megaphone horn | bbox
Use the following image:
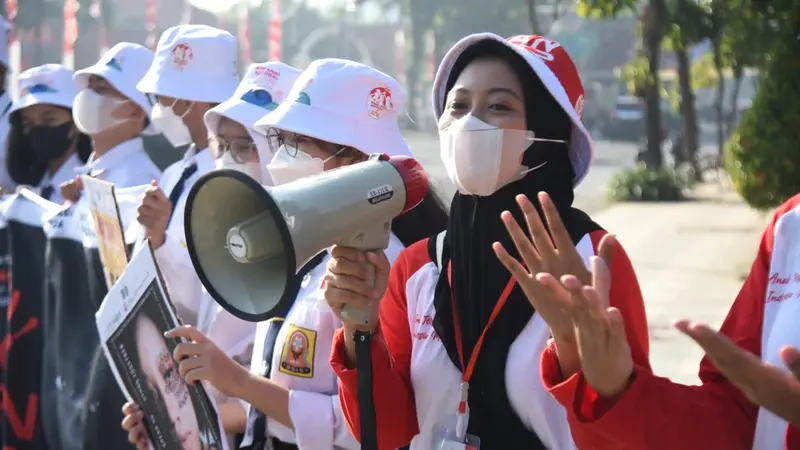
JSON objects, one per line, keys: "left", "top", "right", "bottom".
{"left": 184, "top": 153, "right": 429, "bottom": 323}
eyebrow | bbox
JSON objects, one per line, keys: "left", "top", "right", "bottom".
{"left": 452, "top": 86, "right": 523, "bottom": 101}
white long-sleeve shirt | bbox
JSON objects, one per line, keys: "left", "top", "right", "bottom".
{"left": 139, "top": 146, "right": 214, "bottom": 326}
{"left": 74, "top": 137, "right": 161, "bottom": 189}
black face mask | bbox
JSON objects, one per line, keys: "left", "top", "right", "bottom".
{"left": 25, "top": 122, "right": 75, "bottom": 164}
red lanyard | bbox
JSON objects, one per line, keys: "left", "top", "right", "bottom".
{"left": 447, "top": 262, "right": 517, "bottom": 416}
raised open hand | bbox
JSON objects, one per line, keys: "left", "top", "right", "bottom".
{"left": 536, "top": 241, "right": 634, "bottom": 397}
{"left": 493, "top": 192, "right": 602, "bottom": 343}
{"left": 676, "top": 321, "right": 800, "bottom": 427}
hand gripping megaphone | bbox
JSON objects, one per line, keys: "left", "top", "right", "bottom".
{"left": 183, "top": 153, "right": 429, "bottom": 323}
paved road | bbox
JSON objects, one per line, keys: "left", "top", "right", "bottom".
{"left": 404, "top": 131, "right": 638, "bottom": 214}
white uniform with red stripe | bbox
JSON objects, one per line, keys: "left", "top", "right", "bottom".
{"left": 332, "top": 229, "right": 648, "bottom": 450}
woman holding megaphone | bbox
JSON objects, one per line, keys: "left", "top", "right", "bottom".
{"left": 122, "top": 59, "right": 447, "bottom": 450}
{"left": 323, "top": 34, "right": 652, "bottom": 449}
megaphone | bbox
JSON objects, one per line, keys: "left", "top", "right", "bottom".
{"left": 184, "top": 153, "right": 429, "bottom": 323}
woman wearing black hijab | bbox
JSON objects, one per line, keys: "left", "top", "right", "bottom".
{"left": 323, "top": 33, "right": 652, "bottom": 449}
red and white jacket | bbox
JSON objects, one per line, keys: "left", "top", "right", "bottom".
{"left": 330, "top": 230, "right": 650, "bottom": 449}
{"left": 542, "top": 195, "right": 800, "bottom": 450}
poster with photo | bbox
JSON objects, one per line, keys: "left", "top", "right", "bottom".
{"left": 81, "top": 175, "right": 129, "bottom": 289}
{"left": 95, "top": 244, "right": 227, "bottom": 450}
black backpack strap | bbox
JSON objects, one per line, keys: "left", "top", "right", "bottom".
{"left": 240, "top": 317, "right": 286, "bottom": 449}
{"left": 239, "top": 252, "right": 327, "bottom": 449}
{"left": 426, "top": 231, "right": 447, "bottom": 272}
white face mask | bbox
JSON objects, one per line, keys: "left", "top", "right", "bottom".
{"left": 267, "top": 144, "right": 340, "bottom": 186}
{"left": 151, "top": 100, "right": 193, "bottom": 148}
{"left": 72, "top": 89, "right": 127, "bottom": 135}
{"left": 439, "top": 115, "right": 564, "bottom": 196}
{"left": 215, "top": 151, "right": 263, "bottom": 181}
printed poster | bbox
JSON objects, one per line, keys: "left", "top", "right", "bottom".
{"left": 95, "top": 243, "right": 227, "bottom": 450}
{"left": 81, "top": 175, "right": 129, "bottom": 288}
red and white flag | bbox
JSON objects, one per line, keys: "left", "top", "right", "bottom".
{"left": 268, "top": 0, "right": 282, "bottom": 61}
{"left": 62, "top": 0, "right": 79, "bottom": 69}
{"left": 5, "top": 0, "right": 20, "bottom": 98}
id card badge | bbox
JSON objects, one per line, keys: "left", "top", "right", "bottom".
{"left": 438, "top": 428, "right": 481, "bottom": 450}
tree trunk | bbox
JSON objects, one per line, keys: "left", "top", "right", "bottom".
{"left": 712, "top": 42, "right": 725, "bottom": 156}
{"left": 527, "top": 0, "right": 541, "bottom": 35}
{"left": 727, "top": 64, "right": 743, "bottom": 136}
{"left": 643, "top": 0, "right": 664, "bottom": 169}
{"left": 675, "top": 45, "right": 701, "bottom": 180}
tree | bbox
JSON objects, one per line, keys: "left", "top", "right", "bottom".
{"left": 578, "top": 0, "right": 666, "bottom": 168}
{"left": 725, "top": 22, "right": 800, "bottom": 208}
{"left": 640, "top": 0, "right": 666, "bottom": 168}
{"left": 724, "top": 0, "right": 800, "bottom": 209}
{"left": 663, "top": 0, "right": 712, "bottom": 179}
{"left": 718, "top": 0, "right": 777, "bottom": 134}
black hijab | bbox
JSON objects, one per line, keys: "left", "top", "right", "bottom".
{"left": 431, "top": 40, "right": 602, "bottom": 449}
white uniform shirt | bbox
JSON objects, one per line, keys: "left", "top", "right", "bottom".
{"left": 149, "top": 147, "right": 215, "bottom": 326}
{"left": 234, "top": 234, "right": 406, "bottom": 449}
{"left": 74, "top": 137, "right": 161, "bottom": 187}
{"left": 35, "top": 153, "right": 82, "bottom": 204}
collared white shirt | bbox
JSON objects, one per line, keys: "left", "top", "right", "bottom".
{"left": 147, "top": 146, "right": 215, "bottom": 327}
{"left": 74, "top": 137, "right": 161, "bottom": 187}
{"left": 36, "top": 153, "right": 82, "bottom": 204}
{"left": 211, "top": 234, "right": 405, "bottom": 449}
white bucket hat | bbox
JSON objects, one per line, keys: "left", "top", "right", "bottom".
{"left": 74, "top": 42, "right": 160, "bottom": 135}
{"left": 204, "top": 61, "right": 302, "bottom": 137}
{"left": 205, "top": 61, "right": 302, "bottom": 168}
{"left": 254, "top": 58, "right": 412, "bottom": 158}
{"left": 432, "top": 33, "right": 593, "bottom": 186}
{"left": 136, "top": 24, "right": 239, "bottom": 104}
{"left": 9, "top": 64, "right": 78, "bottom": 115}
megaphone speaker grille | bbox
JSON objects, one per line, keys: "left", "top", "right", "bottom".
{"left": 184, "top": 170, "right": 299, "bottom": 322}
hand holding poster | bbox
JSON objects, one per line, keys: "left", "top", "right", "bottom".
{"left": 95, "top": 243, "right": 226, "bottom": 450}
{"left": 81, "top": 175, "right": 129, "bottom": 288}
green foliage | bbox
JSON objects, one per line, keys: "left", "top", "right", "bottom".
{"left": 724, "top": 29, "right": 800, "bottom": 210}
{"left": 619, "top": 56, "right": 652, "bottom": 98}
{"left": 663, "top": 0, "right": 712, "bottom": 50}
{"left": 608, "top": 164, "right": 692, "bottom": 202}
{"left": 575, "top": 0, "right": 638, "bottom": 19}
{"left": 690, "top": 52, "right": 719, "bottom": 89}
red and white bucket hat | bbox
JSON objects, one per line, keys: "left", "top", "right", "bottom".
{"left": 432, "top": 33, "right": 593, "bottom": 186}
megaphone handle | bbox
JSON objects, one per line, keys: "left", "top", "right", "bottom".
{"left": 341, "top": 260, "right": 375, "bottom": 326}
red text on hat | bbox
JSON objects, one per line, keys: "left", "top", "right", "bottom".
{"left": 255, "top": 66, "right": 281, "bottom": 88}
{"left": 507, "top": 34, "right": 585, "bottom": 119}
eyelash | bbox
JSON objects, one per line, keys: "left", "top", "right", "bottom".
{"left": 448, "top": 102, "right": 511, "bottom": 112}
